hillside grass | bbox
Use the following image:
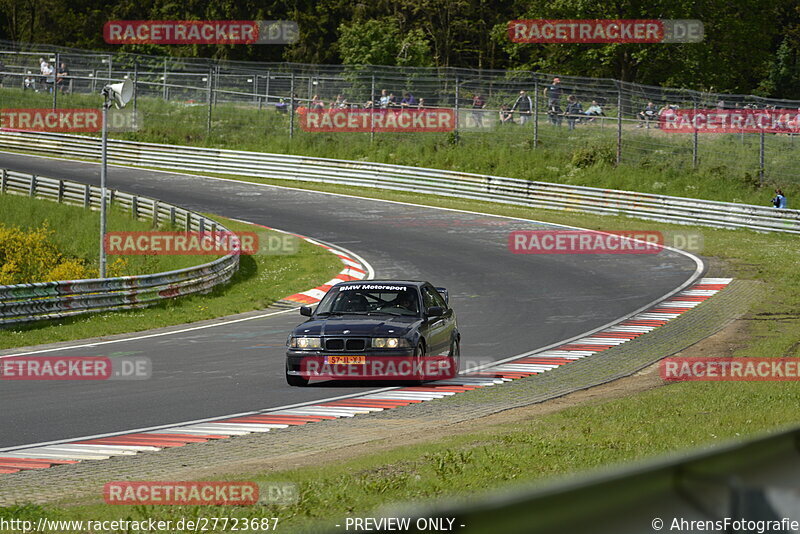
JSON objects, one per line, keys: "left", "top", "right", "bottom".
{"left": 2, "top": 87, "right": 797, "bottom": 208}
{"left": 0, "top": 195, "right": 342, "bottom": 349}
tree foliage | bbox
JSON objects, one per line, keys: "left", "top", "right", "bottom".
{"left": 0, "top": 0, "right": 797, "bottom": 96}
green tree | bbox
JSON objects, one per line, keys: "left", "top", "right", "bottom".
{"left": 338, "top": 17, "right": 432, "bottom": 67}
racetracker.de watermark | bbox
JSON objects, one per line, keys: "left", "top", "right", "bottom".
{"left": 508, "top": 229, "right": 704, "bottom": 254}
{"left": 103, "top": 231, "right": 299, "bottom": 256}
{"left": 661, "top": 108, "right": 800, "bottom": 134}
{"left": 0, "top": 108, "right": 139, "bottom": 133}
{"left": 508, "top": 19, "right": 704, "bottom": 43}
{"left": 103, "top": 481, "right": 298, "bottom": 505}
{"left": 0, "top": 356, "right": 151, "bottom": 380}
{"left": 299, "top": 108, "right": 456, "bottom": 133}
{"left": 660, "top": 358, "right": 800, "bottom": 381}
{"left": 103, "top": 20, "right": 299, "bottom": 44}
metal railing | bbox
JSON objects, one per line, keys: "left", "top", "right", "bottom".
{"left": 1, "top": 130, "right": 798, "bottom": 234}
{"left": 0, "top": 168, "right": 240, "bottom": 325}
{"left": 376, "top": 425, "right": 800, "bottom": 533}
{"left": 1, "top": 40, "right": 800, "bottom": 184}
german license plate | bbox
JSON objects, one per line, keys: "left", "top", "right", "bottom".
{"left": 325, "top": 355, "right": 366, "bottom": 365}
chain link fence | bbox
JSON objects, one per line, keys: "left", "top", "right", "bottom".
{"left": 1, "top": 39, "right": 799, "bottom": 188}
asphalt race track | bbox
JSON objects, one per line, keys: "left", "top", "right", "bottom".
{"left": 0, "top": 152, "right": 702, "bottom": 448}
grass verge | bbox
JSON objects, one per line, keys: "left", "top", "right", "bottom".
{"left": 0, "top": 198, "right": 342, "bottom": 349}
{"left": 2, "top": 87, "right": 796, "bottom": 206}
{"left": 0, "top": 171, "right": 797, "bottom": 532}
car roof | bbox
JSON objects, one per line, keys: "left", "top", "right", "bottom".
{"left": 335, "top": 280, "right": 427, "bottom": 287}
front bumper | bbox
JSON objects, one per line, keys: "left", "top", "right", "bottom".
{"left": 286, "top": 349, "right": 456, "bottom": 381}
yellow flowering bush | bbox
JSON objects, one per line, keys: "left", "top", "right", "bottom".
{"left": 0, "top": 223, "right": 94, "bottom": 284}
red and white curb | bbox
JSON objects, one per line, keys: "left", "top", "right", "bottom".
{"left": 0, "top": 278, "right": 732, "bottom": 474}
{"left": 277, "top": 235, "right": 368, "bottom": 306}
{"left": 240, "top": 224, "right": 369, "bottom": 307}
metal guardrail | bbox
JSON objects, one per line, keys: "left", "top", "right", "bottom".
{"left": 1, "top": 129, "right": 799, "bottom": 234}
{"left": 383, "top": 425, "right": 800, "bottom": 533}
{"left": 0, "top": 168, "right": 239, "bottom": 325}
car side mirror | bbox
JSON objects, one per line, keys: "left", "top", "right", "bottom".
{"left": 426, "top": 306, "right": 444, "bottom": 317}
{"left": 300, "top": 306, "right": 313, "bottom": 317}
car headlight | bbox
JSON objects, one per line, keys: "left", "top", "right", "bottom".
{"left": 290, "top": 336, "right": 322, "bottom": 349}
{"left": 372, "top": 337, "right": 408, "bottom": 348}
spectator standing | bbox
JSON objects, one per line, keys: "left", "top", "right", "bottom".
{"left": 387, "top": 92, "right": 398, "bottom": 108}
{"left": 772, "top": 189, "right": 787, "bottom": 209}
{"left": 379, "top": 89, "right": 390, "bottom": 108}
{"left": 416, "top": 98, "right": 426, "bottom": 109}
{"left": 39, "top": 59, "right": 50, "bottom": 92}
{"left": 311, "top": 94, "right": 324, "bottom": 110}
{"left": 565, "top": 95, "right": 583, "bottom": 130}
{"left": 56, "top": 62, "right": 70, "bottom": 93}
{"left": 544, "top": 77, "right": 562, "bottom": 109}
{"left": 511, "top": 90, "right": 533, "bottom": 125}
{"left": 471, "top": 93, "right": 486, "bottom": 127}
{"left": 44, "top": 63, "right": 55, "bottom": 93}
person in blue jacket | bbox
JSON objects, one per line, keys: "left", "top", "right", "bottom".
{"left": 772, "top": 189, "right": 787, "bottom": 209}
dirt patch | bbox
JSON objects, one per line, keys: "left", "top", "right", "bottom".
{"left": 196, "top": 317, "right": 751, "bottom": 480}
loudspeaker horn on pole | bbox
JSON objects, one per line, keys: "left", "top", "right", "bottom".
{"left": 104, "top": 78, "right": 133, "bottom": 109}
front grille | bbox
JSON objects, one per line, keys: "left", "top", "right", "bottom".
{"left": 346, "top": 339, "right": 366, "bottom": 351}
{"left": 324, "top": 338, "right": 367, "bottom": 351}
{"left": 325, "top": 338, "right": 344, "bottom": 351}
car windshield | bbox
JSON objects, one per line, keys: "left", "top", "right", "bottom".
{"left": 315, "top": 285, "right": 419, "bottom": 316}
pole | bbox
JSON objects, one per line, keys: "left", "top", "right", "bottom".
{"left": 454, "top": 76, "right": 460, "bottom": 144}
{"left": 207, "top": 67, "right": 213, "bottom": 134}
{"left": 370, "top": 75, "right": 375, "bottom": 143}
{"left": 265, "top": 71, "right": 270, "bottom": 105}
{"left": 253, "top": 75, "right": 257, "bottom": 105}
{"left": 692, "top": 100, "right": 698, "bottom": 168}
{"left": 759, "top": 128, "right": 765, "bottom": 184}
{"left": 99, "top": 96, "right": 109, "bottom": 278}
{"left": 132, "top": 58, "right": 138, "bottom": 119}
{"left": 533, "top": 76, "right": 539, "bottom": 149}
{"left": 289, "top": 73, "right": 295, "bottom": 139}
{"left": 163, "top": 59, "right": 167, "bottom": 99}
{"left": 616, "top": 88, "right": 623, "bottom": 165}
{"left": 52, "top": 52, "right": 59, "bottom": 111}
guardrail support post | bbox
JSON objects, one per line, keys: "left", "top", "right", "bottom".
{"left": 153, "top": 200, "right": 160, "bottom": 226}
{"left": 199, "top": 218, "right": 206, "bottom": 233}
{"left": 29, "top": 175, "right": 36, "bottom": 197}
{"left": 1, "top": 169, "right": 6, "bottom": 194}
{"left": 131, "top": 196, "right": 138, "bottom": 218}
{"left": 170, "top": 206, "right": 176, "bottom": 225}
{"left": 84, "top": 184, "right": 91, "bottom": 208}
{"left": 185, "top": 213, "right": 192, "bottom": 232}
{"left": 57, "top": 179, "right": 64, "bottom": 203}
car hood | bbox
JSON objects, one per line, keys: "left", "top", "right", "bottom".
{"left": 293, "top": 315, "right": 420, "bottom": 337}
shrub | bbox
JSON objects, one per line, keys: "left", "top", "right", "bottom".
{"left": 0, "top": 223, "right": 93, "bottom": 284}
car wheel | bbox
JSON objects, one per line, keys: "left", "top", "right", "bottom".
{"left": 286, "top": 369, "right": 309, "bottom": 387}
{"left": 413, "top": 341, "right": 426, "bottom": 385}
{"left": 447, "top": 338, "right": 461, "bottom": 379}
